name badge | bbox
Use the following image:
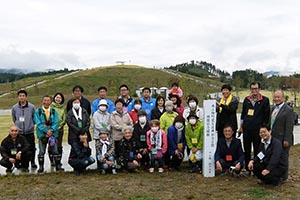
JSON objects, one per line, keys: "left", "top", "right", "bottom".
{"left": 257, "top": 151, "right": 265, "bottom": 160}
{"left": 152, "top": 148, "right": 157, "bottom": 154}
{"left": 129, "top": 151, "right": 134, "bottom": 158}
{"left": 11, "top": 148, "right": 17, "bottom": 155}
{"left": 226, "top": 155, "right": 233, "bottom": 161}
{"left": 247, "top": 109, "right": 254, "bottom": 116}
{"left": 19, "top": 116, "right": 25, "bottom": 122}
{"left": 140, "top": 135, "right": 146, "bottom": 142}
{"left": 192, "top": 138, "right": 198, "bottom": 144}
{"left": 78, "top": 121, "right": 82, "bottom": 128}
{"left": 177, "top": 143, "right": 183, "bottom": 149}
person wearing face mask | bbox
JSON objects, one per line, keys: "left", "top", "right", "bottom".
{"left": 110, "top": 99, "right": 133, "bottom": 158}
{"left": 67, "top": 98, "right": 91, "bottom": 146}
{"left": 129, "top": 99, "right": 143, "bottom": 124}
{"left": 185, "top": 113, "right": 204, "bottom": 173}
{"left": 93, "top": 99, "right": 111, "bottom": 167}
{"left": 159, "top": 100, "right": 178, "bottom": 134}
{"left": 146, "top": 120, "right": 168, "bottom": 173}
{"left": 169, "top": 94, "right": 184, "bottom": 115}
{"left": 216, "top": 84, "right": 239, "bottom": 140}
{"left": 151, "top": 95, "right": 166, "bottom": 120}
{"left": 183, "top": 95, "right": 204, "bottom": 123}
{"left": 167, "top": 115, "right": 186, "bottom": 171}
{"left": 133, "top": 110, "right": 151, "bottom": 170}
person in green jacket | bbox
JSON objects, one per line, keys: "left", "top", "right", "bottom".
{"left": 160, "top": 100, "right": 178, "bottom": 134}
{"left": 49, "top": 92, "right": 66, "bottom": 169}
{"left": 185, "top": 112, "right": 204, "bottom": 173}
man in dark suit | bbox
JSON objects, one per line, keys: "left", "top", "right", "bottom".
{"left": 248, "top": 124, "right": 287, "bottom": 186}
{"left": 270, "top": 90, "right": 294, "bottom": 181}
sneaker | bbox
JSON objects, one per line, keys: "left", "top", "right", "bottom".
{"left": 22, "top": 168, "right": 29, "bottom": 173}
{"left": 149, "top": 168, "right": 154, "bottom": 173}
{"left": 112, "top": 169, "right": 117, "bottom": 174}
{"left": 100, "top": 169, "right": 106, "bottom": 175}
{"left": 158, "top": 168, "right": 164, "bottom": 173}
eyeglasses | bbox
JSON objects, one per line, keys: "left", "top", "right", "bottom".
{"left": 250, "top": 87, "right": 259, "bottom": 90}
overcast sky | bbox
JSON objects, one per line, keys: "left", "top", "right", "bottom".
{"left": 0, "top": 0, "right": 299, "bottom": 74}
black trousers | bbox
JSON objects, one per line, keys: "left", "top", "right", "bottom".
{"left": 253, "top": 162, "right": 285, "bottom": 185}
{"left": 243, "top": 129, "right": 260, "bottom": 171}
{"left": 0, "top": 151, "right": 31, "bottom": 169}
{"left": 169, "top": 153, "right": 183, "bottom": 169}
{"left": 22, "top": 133, "right": 36, "bottom": 164}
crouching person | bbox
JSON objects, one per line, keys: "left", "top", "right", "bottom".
{"left": 117, "top": 126, "right": 142, "bottom": 172}
{"left": 215, "top": 124, "right": 244, "bottom": 176}
{"left": 96, "top": 128, "right": 116, "bottom": 174}
{"left": 0, "top": 125, "right": 31, "bottom": 173}
{"left": 146, "top": 119, "right": 168, "bottom": 173}
{"left": 248, "top": 124, "right": 287, "bottom": 186}
{"left": 34, "top": 95, "right": 63, "bottom": 173}
{"left": 68, "top": 133, "right": 95, "bottom": 175}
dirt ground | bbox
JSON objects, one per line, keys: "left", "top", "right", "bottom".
{"left": 0, "top": 145, "right": 300, "bottom": 200}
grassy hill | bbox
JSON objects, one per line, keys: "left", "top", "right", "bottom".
{"left": 0, "top": 65, "right": 222, "bottom": 109}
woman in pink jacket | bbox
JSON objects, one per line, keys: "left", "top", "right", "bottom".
{"left": 146, "top": 119, "right": 168, "bottom": 173}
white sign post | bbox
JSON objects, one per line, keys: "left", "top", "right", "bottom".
{"left": 203, "top": 100, "right": 217, "bottom": 177}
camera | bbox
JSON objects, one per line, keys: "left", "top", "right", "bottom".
{"left": 229, "top": 166, "right": 236, "bottom": 174}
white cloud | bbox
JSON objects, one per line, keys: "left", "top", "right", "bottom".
{"left": 0, "top": 0, "right": 299, "bottom": 74}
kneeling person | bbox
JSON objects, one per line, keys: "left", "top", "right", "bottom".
{"left": 96, "top": 128, "right": 116, "bottom": 174}
{"left": 0, "top": 125, "right": 31, "bottom": 173}
{"left": 215, "top": 124, "right": 244, "bottom": 175}
{"left": 248, "top": 124, "right": 287, "bottom": 185}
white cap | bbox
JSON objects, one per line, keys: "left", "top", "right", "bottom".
{"left": 98, "top": 99, "right": 108, "bottom": 107}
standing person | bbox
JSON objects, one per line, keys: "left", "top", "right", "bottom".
{"left": 248, "top": 124, "right": 287, "bottom": 186}
{"left": 93, "top": 99, "right": 111, "bottom": 144}
{"left": 66, "top": 85, "right": 91, "bottom": 116}
{"left": 140, "top": 87, "right": 156, "bottom": 120}
{"left": 216, "top": 84, "right": 239, "bottom": 139}
{"left": 110, "top": 99, "right": 133, "bottom": 157}
{"left": 133, "top": 110, "right": 151, "bottom": 169}
{"left": 160, "top": 100, "right": 178, "bottom": 133}
{"left": 118, "top": 84, "right": 135, "bottom": 113}
{"left": 34, "top": 95, "right": 63, "bottom": 173}
{"left": 238, "top": 82, "right": 270, "bottom": 175}
{"left": 270, "top": 90, "right": 294, "bottom": 181}
{"left": 91, "top": 86, "right": 115, "bottom": 115}
{"left": 167, "top": 115, "right": 186, "bottom": 171}
{"left": 49, "top": 92, "right": 66, "bottom": 169}
{"left": 183, "top": 95, "right": 203, "bottom": 123}
{"left": 168, "top": 82, "right": 183, "bottom": 101}
{"left": 67, "top": 98, "right": 92, "bottom": 146}
{"left": 169, "top": 94, "right": 184, "bottom": 115}
{"left": 129, "top": 99, "right": 142, "bottom": 124}
{"left": 151, "top": 95, "right": 165, "bottom": 120}
{"left": 11, "top": 90, "right": 37, "bottom": 168}
{"left": 185, "top": 113, "right": 204, "bottom": 173}
{"left": 146, "top": 120, "right": 168, "bottom": 173}
{"left": 0, "top": 125, "right": 31, "bottom": 173}
{"left": 215, "top": 125, "right": 244, "bottom": 176}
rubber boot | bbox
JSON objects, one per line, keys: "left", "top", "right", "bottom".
{"left": 38, "top": 157, "right": 44, "bottom": 173}
{"left": 48, "top": 153, "right": 55, "bottom": 167}
{"left": 54, "top": 155, "right": 64, "bottom": 171}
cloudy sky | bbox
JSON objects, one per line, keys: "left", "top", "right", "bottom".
{"left": 0, "top": 0, "right": 299, "bottom": 74}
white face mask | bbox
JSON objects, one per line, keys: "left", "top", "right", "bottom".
{"left": 139, "top": 116, "right": 146, "bottom": 123}
{"left": 73, "top": 103, "right": 80, "bottom": 110}
{"left": 175, "top": 122, "right": 183, "bottom": 129}
{"left": 166, "top": 106, "right": 173, "bottom": 112}
{"left": 189, "top": 118, "right": 197, "bottom": 125}
{"left": 151, "top": 126, "right": 159, "bottom": 133}
{"left": 134, "top": 104, "right": 142, "bottom": 110}
{"left": 189, "top": 102, "right": 197, "bottom": 108}
{"left": 99, "top": 106, "right": 107, "bottom": 112}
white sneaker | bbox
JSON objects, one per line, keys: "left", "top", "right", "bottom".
{"left": 149, "top": 168, "right": 154, "bottom": 173}
{"left": 158, "top": 168, "right": 164, "bottom": 173}
{"left": 112, "top": 169, "right": 117, "bottom": 174}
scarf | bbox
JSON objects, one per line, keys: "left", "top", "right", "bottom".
{"left": 219, "top": 94, "right": 233, "bottom": 113}
{"left": 100, "top": 139, "right": 110, "bottom": 155}
{"left": 150, "top": 130, "right": 162, "bottom": 150}
{"left": 72, "top": 107, "right": 82, "bottom": 121}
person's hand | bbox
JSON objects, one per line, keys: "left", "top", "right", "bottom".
{"left": 137, "top": 153, "right": 142, "bottom": 159}
{"left": 106, "top": 161, "right": 113, "bottom": 166}
{"left": 283, "top": 141, "right": 289, "bottom": 148}
{"left": 248, "top": 160, "right": 254, "bottom": 171}
{"left": 100, "top": 156, "right": 105, "bottom": 162}
{"left": 235, "top": 162, "right": 241, "bottom": 171}
{"left": 133, "top": 160, "right": 139, "bottom": 167}
{"left": 16, "top": 152, "right": 22, "bottom": 160}
{"left": 237, "top": 127, "right": 243, "bottom": 137}
{"left": 216, "top": 161, "right": 222, "bottom": 172}
{"left": 9, "top": 158, "right": 16, "bottom": 163}
{"left": 262, "top": 169, "right": 270, "bottom": 176}
{"left": 143, "top": 148, "right": 148, "bottom": 154}
{"left": 46, "top": 130, "right": 53, "bottom": 137}
{"left": 191, "top": 147, "right": 197, "bottom": 153}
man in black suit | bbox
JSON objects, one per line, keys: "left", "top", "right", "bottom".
{"left": 270, "top": 90, "right": 294, "bottom": 181}
{"left": 248, "top": 124, "right": 287, "bottom": 186}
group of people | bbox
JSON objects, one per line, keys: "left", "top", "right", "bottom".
{"left": 0, "top": 81, "right": 294, "bottom": 186}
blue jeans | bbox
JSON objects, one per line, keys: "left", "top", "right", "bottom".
{"left": 69, "top": 157, "right": 95, "bottom": 171}
{"left": 100, "top": 156, "right": 115, "bottom": 170}
{"left": 38, "top": 138, "right": 59, "bottom": 158}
